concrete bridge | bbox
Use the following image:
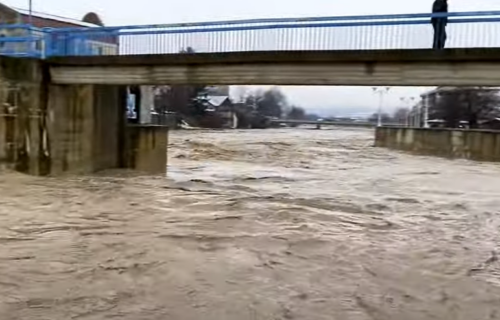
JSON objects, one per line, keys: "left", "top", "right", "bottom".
{"left": 48, "top": 48, "right": 500, "bottom": 86}
{"left": 0, "top": 10, "right": 498, "bottom": 86}
{"left": 270, "top": 119, "right": 375, "bottom": 129}
{"left": 40, "top": 10, "right": 500, "bottom": 87}
{"left": 2, "top": 10, "right": 500, "bottom": 176}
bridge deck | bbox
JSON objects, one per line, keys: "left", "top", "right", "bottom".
{"left": 47, "top": 48, "right": 500, "bottom": 66}
{"left": 48, "top": 48, "right": 500, "bottom": 86}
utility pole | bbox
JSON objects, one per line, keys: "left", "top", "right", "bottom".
{"left": 423, "top": 94, "right": 430, "bottom": 128}
{"left": 28, "top": 0, "right": 33, "bottom": 25}
{"left": 372, "top": 87, "right": 390, "bottom": 127}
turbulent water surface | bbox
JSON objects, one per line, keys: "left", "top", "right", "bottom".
{"left": 1, "top": 128, "right": 500, "bottom": 320}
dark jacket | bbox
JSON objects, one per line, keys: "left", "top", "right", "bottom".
{"left": 432, "top": 0, "right": 448, "bottom": 25}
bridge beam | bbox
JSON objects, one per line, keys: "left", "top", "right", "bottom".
{"left": 48, "top": 61, "right": 500, "bottom": 86}
{"left": 48, "top": 49, "right": 500, "bottom": 86}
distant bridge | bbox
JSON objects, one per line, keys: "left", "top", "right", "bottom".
{"left": 270, "top": 119, "right": 375, "bottom": 128}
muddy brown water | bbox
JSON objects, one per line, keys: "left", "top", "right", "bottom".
{"left": 1, "top": 128, "right": 499, "bottom": 319}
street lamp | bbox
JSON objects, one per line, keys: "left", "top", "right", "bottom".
{"left": 423, "top": 94, "right": 430, "bottom": 128}
{"left": 372, "top": 87, "right": 390, "bottom": 127}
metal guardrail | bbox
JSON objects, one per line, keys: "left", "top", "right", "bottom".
{"left": 0, "top": 24, "right": 46, "bottom": 58}
{"left": 46, "top": 11, "right": 500, "bottom": 56}
{"left": 2, "top": 11, "right": 500, "bottom": 58}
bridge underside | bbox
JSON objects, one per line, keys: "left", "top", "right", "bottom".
{"left": 48, "top": 49, "right": 500, "bottom": 86}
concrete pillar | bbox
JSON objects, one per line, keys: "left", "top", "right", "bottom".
{"left": 0, "top": 57, "right": 166, "bottom": 176}
{"left": 47, "top": 84, "right": 124, "bottom": 175}
{"left": 92, "top": 85, "right": 124, "bottom": 171}
{"left": 48, "top": 84, "right": 94, "bottom": 174}
{"left": 32, "top": 84, "right": 166, "bottom": 176}
{"left": 139, "top": 86, "right": 153, "bottom": 124}
{"left": 123, "top": 125, "right": 168, "bottom": 175}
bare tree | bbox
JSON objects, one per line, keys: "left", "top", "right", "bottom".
{"left": 392, "top": 107, "right": 410, "bottom": 125}
{"left": 245, "top": 87, "right": 288, "bottom": 118}
{"left": 153, "top": 47, "right": 209, "bottom": 123}
{"left": 368, "top": 112, "right": 392, "bottom": 123}
{"left": 233, "top": 86, "right": 249, "bottom": 103}
{"left": 287, "top": 106, "right": 306, "bottom": 120}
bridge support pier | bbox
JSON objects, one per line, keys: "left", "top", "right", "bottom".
{"left": 123, "top": 125, "right": 168, "bottom": 174}
{"left": 47, "top": 84, "right": 168, "bottom": 176}
{"left": 47, "top": 84, "right": 123, "bottom": 174}
{"left": 0, "top": 56, "right": 168, "bottom": 177}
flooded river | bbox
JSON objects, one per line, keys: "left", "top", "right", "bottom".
{"left": 1, "top": 128, "right": 500, "bottom": 319}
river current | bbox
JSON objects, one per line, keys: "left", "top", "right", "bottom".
{"left": 1, "top": 128, "right": 499, "bottom": 319}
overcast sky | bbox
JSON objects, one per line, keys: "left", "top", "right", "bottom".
{"left": 4, "top": 0, "right": 500, "bottom": 116}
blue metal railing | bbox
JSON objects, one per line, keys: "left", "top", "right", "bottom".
{"left": 0, "top": 24, "right": 46, "bottom": 58}
{"left": 3, "top": 11, "right": 500, "bottom": 58}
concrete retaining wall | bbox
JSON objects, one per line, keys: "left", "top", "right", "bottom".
{"left": 375, "top": 126, "right": 500, "bottom": 162}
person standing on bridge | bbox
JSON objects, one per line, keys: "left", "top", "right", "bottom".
{"left": 432, "top": 0, "right": 448, "bottom": 49}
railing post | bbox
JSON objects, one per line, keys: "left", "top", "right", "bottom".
{"left": 58, "top": 32, "right": 68, "bottom": 56}
{"left": 49, "top": 30, "right": 62, "bottom": 57}
{"left": 42, "top": 28, "right": 52, "bottom": 58}
{"left": 27, "top": 25, "right": 33, "bottom": 57}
